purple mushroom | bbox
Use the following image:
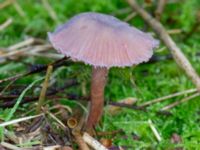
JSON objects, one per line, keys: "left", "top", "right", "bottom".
{"left": 48, "top": 12, "right": 159, "bottom": 129}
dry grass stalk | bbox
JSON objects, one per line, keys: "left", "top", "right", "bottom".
{"left": 13, "top": 1, "right": 26, "bottom": 17}
{"left": 167, "top": 29, "right": 182, "bottom": 35}
{"left": 160, "top": 92, "right": 200, "bottom": 111}
{"left": 124, "top": 12, "right": 137, "bottom": 22}
{"left": 28, "top": 52, "right": 64, "bottom": 59}
{"left": 8, "top": 38, "right": 45, "bottom": 51}
{"left": 36, "top": 65, "right": 53, "bottom": 113}
{"left": 45, "top": 110, "right": 67, "bottom": 129}
{"left": 0, "top": 114, "right": 43, "bottom": 127}
{"left": 140, "top": 88, "right": 197, "bottom": 107}
{"left": 42, "top": 0, "right": 60, "bottom": 24}
{"left": 0, "top": 0, "right": 15, "bottom": 10}
{"left": 0, "top": 44, "right": 52, "bottom": 60}
{"left": 0, "top": 18, "right": 13, "bottom": 31}
{"left": 127, "top": 0, "right": 200, "bottom": 92}
{"left": 148, "top": 119, "right": 162, "bottom": 142}
{"left": 4, "top": 129, "right": 19, "bottom": 144}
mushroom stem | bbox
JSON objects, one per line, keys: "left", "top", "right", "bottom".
{"left": 86, "top": 67, "right": 108, "bottom": 129}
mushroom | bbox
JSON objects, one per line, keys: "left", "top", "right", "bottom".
{"left": 48, "top": 12, "right": 159, "bottom": 129}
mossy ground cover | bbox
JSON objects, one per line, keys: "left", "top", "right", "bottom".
{"left": 0, "top": 0, "right": 200, "bottom": 149}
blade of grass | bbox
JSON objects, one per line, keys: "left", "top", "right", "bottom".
{"left": 0, "top": 114, "right": 43, "bottom": 127}
{"left": 5, "top": 77, "right": 44, "bottom": 121}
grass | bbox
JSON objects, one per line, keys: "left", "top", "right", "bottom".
{"left": 0, "top": 0, "right": 200, "bottom": 149}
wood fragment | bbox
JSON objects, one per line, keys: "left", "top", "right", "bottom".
{"left": 36, "top": 65, "right": 53, "bottom": 113}
{"left": 160, "top": 92, "right": 200, "bottom": 111}
{"left": 83, "top": 132, "right": 108, "bottom": 150}
{"left": 0, "top": 18, "right": 13, "bottom": 31}
{"left": 127, "top": 0, "right": 200, "bottom": 92}
{"left": 140, "top": 88, "right": 197, "bottom": 107}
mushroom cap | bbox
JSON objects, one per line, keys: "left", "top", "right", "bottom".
{"left": 48, "top": 12, "right": 159, "bottom": 68}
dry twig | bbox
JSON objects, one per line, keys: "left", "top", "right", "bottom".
{"left": 127, "top": 0, "right": 200, "bottom": 92}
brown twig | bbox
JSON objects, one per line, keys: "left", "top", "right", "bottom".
{"left": 160, "top": 92, "right": 200, "bottom": 111}
{"left": 127, "top": 0, "right": 200, "bottom": 92}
